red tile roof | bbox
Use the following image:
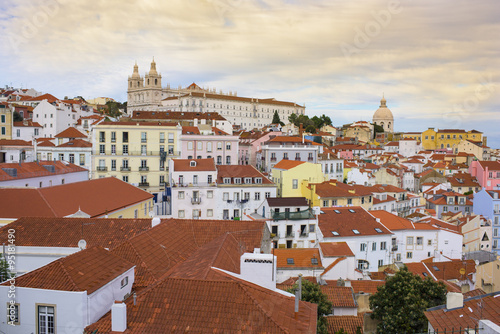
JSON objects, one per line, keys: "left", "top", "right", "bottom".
{"left": 274, "top": 248, "right": 323, "bottom": 269}
{"left": 0, "top": 161, "right": 86, "bottom": 181}
{"left": 478, "top": 160, "right": 500, "bottom": 171}
{"left": 181, "top": 126, "right": 200, "bottom": 134}
{"left": 26, "top": 93, "right": 59, "bottom": 103}
{"left": 425, "top": 292, "right": 500, "bottom": 330}
{"left": 13, "top": 120, "right": 42, "bottom": 127}
{"left": 0, "top": 139, "right": 32, "bottom": 147}
{"left": 54, "top": 127, "right": 87, "bottom": 138}
{"left": 2, "top": 246, "right": 134, "bottom": 294}
{"left": 217, "top": 165, "right": 273, "bottom": 184}
{"left": 110, "top": 219, "right": 267, "bottom": 288}
{"left": 57, "top": 138, "right": 92, "bottom": 148}
{"left": 86, "top": 272, "right": 317, "bottom": 333}
{"left": 347, "top": 280, "right": 385, "bottom": 294}
{"left": 325, "top": 315, "right": 364, "bottom": 334}
{"left": 268, "top": 135, "right": 322, "bottom": 145}
{"left": 320, "top": 286, "right": 357, "bottom": 307}
{"left": 0, "top": 217, "right": 152, "bottom": 248}
{"left": 371, "top": 210, "right": 437, "bottom": 231}
{"left": 319, "top": 242, "right": 354, "bottom": 257}
{"left": 319, "top": 207, "right": 392, "bottom": 237}
{"left": 0, "top": 177, "right": 153, "bottom": 218}
{"left": 172, "top": 158, "right": 216, "bottom": 171}
{"left": 273, "top": 159, "right": 306, "bottom": 170}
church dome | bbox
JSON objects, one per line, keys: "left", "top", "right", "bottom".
{"left": 373, "top": 96, "right": 393, "bottom": 120}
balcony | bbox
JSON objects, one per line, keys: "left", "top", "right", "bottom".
{"left": 270, "top": 157, "right": 277, "bottom": 162}
{"left": 120, "top": 167, "right": 131, "bottom": 172}
{"left": 308, "top": 157, "right": 314, "bottom": 161}
{"left": 191, "top": 198, "right": 201, "bottom": 205}
{"left": 138, "top": 182, "right": 149, "bottom": 187}
{"left": 285, "top": 231, "right": 295, "bottom": 238}
{"left": 295, "top": 157, "right": 301, "bottom": 161}
{"left": 272, "top": 209, "right": 315, "bottom": 221}
{"left": 299, "top": 231, "right": 309, "bottom": 238}
{"left": 139, "top": 166, "right": 149, "bottom": 171}
{"left": 96, "top": 166, "right": 107, "bottom": 172}
{"left": 159, "top": 139, "right": 165, "bottom": 143}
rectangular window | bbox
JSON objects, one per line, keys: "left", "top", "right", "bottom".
{"left": 178, "top": 210, "right": 185, "bottom": 218}
{"left": 141, "top": 132, "right": 147, "bottom": 143}
{"left": 265, "top": 192, "right": 271, "bottom": 198}
{"left": 134, "top": 209, "right": 138, "bottom": 218}
{"left": 226, "top": 156, "right": 231, "bottom": 165}
{"left": 141, "top": 145, "right": 147, "bottom": 155}
{"left": 416, "top": 237, "right": 423, "bottom": 245}
{"left": 292, "top": 179, "right": 298, "bottom": 189}
{"left": 99, "top": 131, "right": 105, "bottom": 142}
{"left": 207, "top": 209, "right": 213, "bottom": 217}
{"left": 407, "top": 252, "right": 413, "bottom": 259}
{"left": 207, "top": 190, "right": 213, "bottom": 199}
{"left": 168, "top": 133, "right": 174, "bottom": 143}
{"left": 160, "top": 132, "right": 165, "bottom": 143}
{"left": 122, "top": 132, "right": 128, "bottom": 143}
{"left": 360, "top": 243, "right": 366, "bottom": 251}
{"left": 123, "top": 144, "right": 128, "bottom": 155}
{"left": 99, "top": 144, "right": 105, "bottom": 154}
{"left": 7, "top": 303, "right": 20, "bottom": 325}
{"left": 69, "top": 154, "right": 74, "bottom": 164}
{"left": 255, "top": 192, "right": 260, "bottom": 200}
{"left": 79, "top": 154, "right": 85, "bottom": 166}
{"left": 178, "top": 191, "right": 185, "bottom": 199}
{"left": 378, "top": 260, "right": 383, "bottom": 267}
{"left": 223, "top": 192, "right": 229, "bottom": 201}
{"left": 197, "top": 141, "right": 203, "bottom": 150}
{"left": 323, "top": 200, "right": 329, "bottom": 207}
{"left": 396, "top": 253, "right": 401, "bottom": 261}
{"left": 122, "top": 175, "right": 128, "bottom": 182}
{"left": 37, "top": 305, "right": 55, "bottom": 334}
{"left": 120, "top": 276, "right": 128, "bottom": 288}
{"left": 380, "top": 241, "right": 387, "bottom": 250}
{"left": 407, "top": 237, "right": 413, "bottom": 245}
{"left": 111, "top": 144, "right": 116, "bottom": 154}
{"left": 111, "top": 131, "right": 116, "bottom": 142}
{"left": 0, "top": 115, "right": 5, "bottom": 123}
{"left": 226, "top": 143, "right": 231, "bottom": 150}
{"left": 207, "top": 142, "right": 212, "bottom": 152}
{"left": 372, "top": 242, "right": 376, "bottom": 251}
{"left": 111, "top": 160, "right": 116, "bottom": 171}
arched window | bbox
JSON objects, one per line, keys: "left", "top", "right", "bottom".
{"left": 155, "top": 78, "right": 158, "bottom": 85}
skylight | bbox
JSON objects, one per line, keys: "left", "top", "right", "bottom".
{"left": 311, "top": 258, "right": 319, "bottom": 265}
{"left": 348, "top": 209, "right": 355, "bottom": 213}
{"left": 287, "top": 258, "right": 294, "bottom": 265}
{"left": 334, "top": 210, "right": 341, "bottom": 214}
{"left": 375, "top": 228, "right": 383, "bottom": 233}
{"left": 432, "top": 266, "right": 440, "bottom": 271}
{"left": 352, "top": 229, "right": 360, "bottom": 234}
{"left": 332, "top": 231, "right": 339, "bottom": 236}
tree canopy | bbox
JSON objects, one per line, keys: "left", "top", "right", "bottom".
{"left": 287, "top": 113, "right": 332, "bottom": 134}
{"left": 369, "top": 266, "right": 447, "bottom": 334}
{"left": 105, "top": 101, "right": 126, "bottom": 118}
{"left": 287, "top": 279, "right": 332, "bottom": 334}
{"left": 13, "top": 111, "right": 23, "bottom": 122}
{"left": 272, "top": 110, "right": 284, "bottom": 126}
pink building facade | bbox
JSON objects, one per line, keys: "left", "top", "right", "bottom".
{"left": 469, "top": 160, "right": 500, "bottom": 191}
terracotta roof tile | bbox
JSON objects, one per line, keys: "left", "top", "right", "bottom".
{"left": 0, "top": 139, "right": 32, "bottom": 146}
{"left": 0, "top": 217, "right": 152, "bottom": 248}
{"left": 217, "top": 165, "right": 273, "bottom": 184}
{"left": 0, "top": 177, "right": 152, "bottom": 218}
{"left": 54, "top": 127, "right": 87, "bottom": 138}
{"left": 272, "top": 159, "right": 306, "bottom": 170}
{"left": 85, "top": 272, "right": 317, "bottom": 333}
{"left": 325, "top": 315, "right": 364, "bottom": 334}
{"left": 319, "top": 242, "right": 354, "bottom": 257}
{"left": 57, "top": 138, "right": 92, "bottom": 148}
{"left": 132, "top": 110, "right": 226, "bottom": 121}
{"left": 1, "top": 246, "right": 134, "bottom": 294}
{"left": 172, "top": 158, "right": 216, "bottom": 171}
{"left": 318, "top": 207, "right": 392, "bottom": 237}
{"left": 344, "top": 280, "right": 386, "bottom": 294}
{"left": 425, "top": 292, "right": 500, "bottom": 330}
{"left": 13, "top": 120, "right": 42, "bottom": 127}
{"left": 274, "top": 248, "right": 323, "bottom": 268}
{"left": 320, "top": 286, "right": 357, "bottom": 307}
{"left": 0, "top": 161, "right": 86, "bottom": 182}
{"left": 110, "top": 219, "right": 267, "bottom": 288}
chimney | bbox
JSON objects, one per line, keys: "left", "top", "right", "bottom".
{"left": 294, "top": 289, "right": 300, "bottom": 319}
{"left": 344, "top": 280, "right": 351, "bottom": 287}
{"left": 299, "top": 123, "right": 304, "bottom": 138}
{"left": 111, "top": 301, "right": 127, "bottom": 332}
{"left": 240, "top": 253, "right": 276, "bottom": 290}
{"left": 152, "top": 217, "right": 161, "bottom": 228}
{"left": 446, "top": 292, "right": 463, "bottom": 310}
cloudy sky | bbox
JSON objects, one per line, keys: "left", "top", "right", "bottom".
{"left": 1, "top": 0, "right": 499, "bottom": 146}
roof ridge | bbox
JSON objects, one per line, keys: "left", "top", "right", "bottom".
{"left": 320, "top": 256, "right": 347, "bottom": 277}
{"left": 238, "top": 282, "right": 292, "bottom": 333}
{"left": 36, "top": 188, "right": 58, "bottom": 216}
{"left": 211, "top": 233, "right": 241, "bottom": 274}
{"left": 55, "top": 259, "right": 81, "bottom": 291}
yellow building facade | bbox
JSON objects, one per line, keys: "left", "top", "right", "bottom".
{"left": 0, "top": 105, "right": 12, "bottom": 140}
{"left": 303, "top": 181, "right": 372, "bottom": 210}
{"left": 422, "top": 128, "right": 484, "bottom": 151}
{"left": 92, "top": 121, "right": 182, "bottom": 196}
{"left": 271, "top": 160, "right": 325, "bottom": 197}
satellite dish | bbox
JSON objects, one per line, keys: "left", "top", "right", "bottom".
{"left": 78, "top": 239, "right": 87, "bottom": 250}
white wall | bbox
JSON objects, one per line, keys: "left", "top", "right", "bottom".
{"left": 0, "top": 287, "right": 87, "bottom": 334}
{"left": 0, "top": 170, "right": 89, "bottom": 189}
{"left": 6, "top": 246, "right": 80, "bottom": 275}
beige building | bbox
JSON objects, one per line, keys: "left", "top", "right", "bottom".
{"left": 372, "top": 96, "right": 394, "bottom": 133}
{"left": 476, "top": 258, "right": 500, "bottom": 293}
{"left": 92, "top": 121, "right": 182, "bottom": 199}
{"left": 0, "top": 103, "right": 12, "bottom": 140}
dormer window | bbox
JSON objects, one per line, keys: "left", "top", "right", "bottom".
{"left": 447, "top": 197, "right": 454, "bottom": 205}
{"left": 190, "top": 161, "right": 196, "bottom": 167}
{"left": 244, "top": 177, "right": 252, "bottom": 184}
{"left": 255, "top": 178, "right": 262, "bottom": 184}
{"left": 223, "top": 177, "right": 231, "bottom": 184}
{"left": 234, "top": 178, "right": 242, "bottom": 184}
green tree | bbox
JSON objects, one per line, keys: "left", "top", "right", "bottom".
{"left": 369, "top": 266, "right": 446, "bottom": 334}
{"left": 373, "top": 123, "right": 384, "bottom": 139}
{"left": 13, "top": 111, "right": 23, "bottom": 122}
{"left": 105, "top": 101, "right": 124, "bottom": 118}
{"left": 272, "top": 110, "right": 284, "bottom": 126}
{"left": 0, "top": 255, "right": 13, "bottom": 283}
{"left": 288, "top": 113, "right": 298, "bottom": 124}
{"left": 287, "top": 280, "right": 332, "bottom": 334}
